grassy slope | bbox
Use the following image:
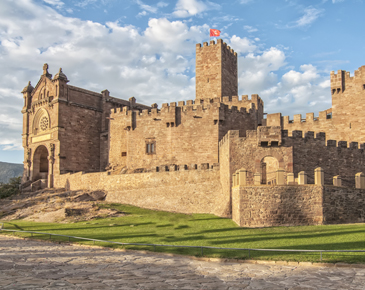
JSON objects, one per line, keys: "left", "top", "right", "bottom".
{"left": 0, "top": 161, "right": 23, "bottom": 183}
{"left": 1, "top": 203, "right": 365, "bottom": 263}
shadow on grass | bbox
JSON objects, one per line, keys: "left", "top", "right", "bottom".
{"left": 206, "top": 229, "right": 365, "bottom": 249}
{"left": 13, "top": 222, "right": 157, "bottom": 232}
{"left": 156, "top": 224, "right": 174, "bottom": 228}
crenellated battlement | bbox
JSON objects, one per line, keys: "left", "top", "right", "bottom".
{"left": 282, "top": 111, "right": 332, "bottom": 125}
{"left": 196, "top": 39, "right": 237, "bottom": 57}
{"left": 110, "top": 97, "right": 260, "bottom": 128}
{"left": 330, "top": 65, "right": 365, "bottom": 94}
{"left": 283, "top": 130, "right": 365, "bottom": 150}
{"left": 239, "top": 126, "right": 365, "bottom": 151}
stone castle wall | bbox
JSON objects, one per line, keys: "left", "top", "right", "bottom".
{"left": 232, "top": 185, "right": 323, "bottom": 227}
{"left": 221, "top": 127, "right": 365, "bottom": 187}
{"left": 323, "top": 186, "right": 365, "bottom": 224}
{"left": 108, "top": 99, "right": 258, "bottom": 171}
{"left": 232, "top": 184, "right": 365, "bottom": 227}
{"left": 54, "top": 167, "right": 230, "bottom": 217}
{"left": 266, "top": 66, "right": 365, "bottom": 144}
{"left": 57, "top": 102, "right": 102, "bottom": 174}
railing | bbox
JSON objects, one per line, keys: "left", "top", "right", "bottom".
{"left": 1, "top": 224, "right": 364, "bottom": 261}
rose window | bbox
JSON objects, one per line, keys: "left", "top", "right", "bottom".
{"left": 40, "top": 116, "right": 49, "bottom": 131}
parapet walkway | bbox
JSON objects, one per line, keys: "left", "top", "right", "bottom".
{"left": 0, "top": 235, "right": 364, "bottom": 289}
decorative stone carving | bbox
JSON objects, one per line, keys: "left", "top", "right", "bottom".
{"left": 40, "top": 116, "right": 49, "bottom": 131}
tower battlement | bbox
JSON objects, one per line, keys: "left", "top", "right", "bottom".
{"left": 330, "top": 65, "right": 365, "bottom": 94}
{"left": 196, "top": 39, "right": 237, "bottom": 57}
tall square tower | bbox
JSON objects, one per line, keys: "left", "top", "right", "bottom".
{"left": 195, "top": 39, "right": 238, "bottom": 99}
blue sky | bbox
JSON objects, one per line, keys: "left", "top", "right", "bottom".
{"left": 0, "top": 0, "right": 364, "bottom": 164}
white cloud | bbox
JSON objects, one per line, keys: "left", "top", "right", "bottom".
{"left": 135, "top": 0, "right": 158, "bottom": 13}
{"left": 260, "top": 64, "right": 331, "bottom": 115}
{"left": 137, "top": 10, "right": 147, "bottom": 17}
{"left": 173, "top": 0, "right": 220, "bottom": 18}
{"left": 332, "top": 0, "right": 345, "bottom": 3}
{"left": 295, "top": 7, "right": 323, "bottom": 27}
{"left": 135, "top": 0, "right": 169, "bottom": 17}
{"left": 157, "top": 2, "right": 169, "bottom": 8}
{"left": 243, "top": 25, "right": 258, "bottom": 33}
{"left": 43, "top": 0, "right": 64, "bottom": 8}
{"left": 240, "top": 0, "right": 253, "bottom": 3}
{"left": 229, "top": 35, "right": 257, "bottom": 54}
{"left": 237, "top": 47, "right": 287, "bottom": 94}
{"left": 282, "top": 64, "right": 319, "bottom": 86}
{"left": 74, "top": 0, "right": 97, "bottom": 8}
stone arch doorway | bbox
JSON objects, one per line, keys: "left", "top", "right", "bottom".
{"left": 32, "top": 145, "right": 49, "bottom": 181}
{"left": 260, "top": 156, "right": 279, "bottom": 185}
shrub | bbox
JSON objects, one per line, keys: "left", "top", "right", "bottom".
{"left": 0, "top": 176, "right": 21, "bottom": 199}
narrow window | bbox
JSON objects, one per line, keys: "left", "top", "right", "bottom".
{"left": 121, "top": 152, "right": 127, "bottom": 157}
{"left": 146, "top": 140, "right": 156, "bottom": 154}
{"left": 363, "top": 84, "right": 365, "bottom": 90}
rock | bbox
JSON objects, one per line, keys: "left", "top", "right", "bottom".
{"left": 89, "top": 191, "right": 106, "bottom": 201}
{"left": 65, "top": 208, "right": 86, "bottom": 217}
{"left": 74, "top": 193, "right": 95, "bottom": 202}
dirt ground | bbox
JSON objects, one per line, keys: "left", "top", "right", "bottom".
{"left": 0, "top": 188, "right": 125, "bottom": 222}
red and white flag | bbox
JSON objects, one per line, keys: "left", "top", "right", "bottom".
{"left": 210, "top": 29, "right": 221, "bottom": 37}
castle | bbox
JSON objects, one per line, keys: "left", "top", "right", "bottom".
{"left": 21, "top": 39, "right": 365, "bottom": 227}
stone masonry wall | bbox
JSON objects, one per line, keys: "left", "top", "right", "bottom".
{"left": 322, "top": 186, "right": 365, "bottom": 224}
{"left": 331, "top": 66, "right": 365, "bottom": 142}
{"left": 221, "top": 129, "right": 294, "bottom": 183}
{"left": 109, "top": 100, "right": 258, "bottom": 171}
{"left": 232, "top": 185, "right": 324, "bottom": 227}
{"left": 195, "top": 39, "right": 237, "bottom": 100}
{"left": 58, "top": 102, "right": 102, "bottom": 174}
{"left": 266, "top": 66, "right": 365, "bottom": 144}
{"left": 54, "top": 168, "right": 230, "bottom": 217}
{"left": 222, "top": 127, "right": 365, "bottom": 187}
{"left": 232, "top": 184, "right": 365, "bottom": 227}
{"left": 284, "top": 131, "right": 365, "bottom": 187}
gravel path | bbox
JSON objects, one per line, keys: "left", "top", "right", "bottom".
{"left": 0, "top": 235, "right": 364, "bottom": 289}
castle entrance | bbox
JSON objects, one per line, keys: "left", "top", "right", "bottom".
{"left": 260, "top": 156, "right": 279, "bottom": 185}
{"left": 32, "top": 145, "right": 49, "bottom": 181}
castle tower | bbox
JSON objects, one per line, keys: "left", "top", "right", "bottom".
{"left": 330, "top": 65, "right": 365, "bottom": 142}
{"left": 195, "top": 39, "right": 238, "bottom": 100}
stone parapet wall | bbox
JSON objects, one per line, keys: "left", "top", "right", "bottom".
{"left": 323, "top": 186, "right": 365, "bottom": 224}
{"left": 232, "top": 185, "right": 323, "bottom": 227}
{"left": 233, "top": 184, "right": 365, "bottom": 227}
{"left": 222, "top": 127, "right": 365, "bottom": 187}
{"left": 54, "top": 169, "right": 230, "bottom": 217}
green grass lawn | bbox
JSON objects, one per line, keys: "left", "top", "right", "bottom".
{"left": 1, "top": 203, "right": 365, "bottom": 264}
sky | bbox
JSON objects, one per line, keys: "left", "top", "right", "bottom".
{"left": 0, "top": 0, "right": 364, "bottom": 164}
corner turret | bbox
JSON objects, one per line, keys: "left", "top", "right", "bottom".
{"left": 21, "top": 81, "right": 34, "bottom": 112}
